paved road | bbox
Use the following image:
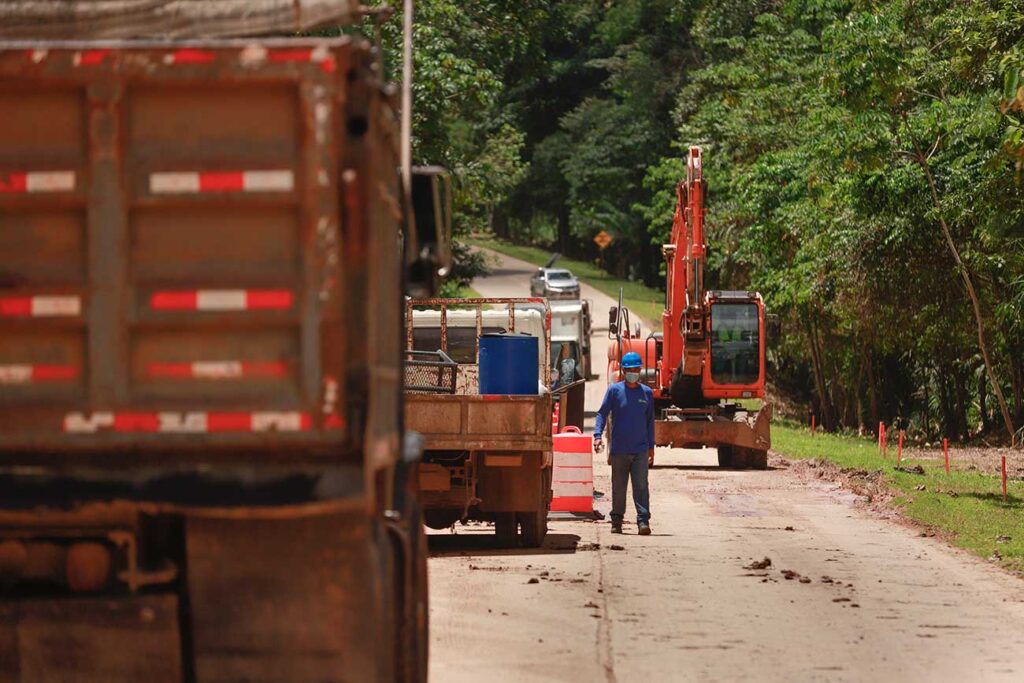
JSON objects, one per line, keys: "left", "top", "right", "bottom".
{"left": 427, "top": 248, "right": 1024, "bottom": 682}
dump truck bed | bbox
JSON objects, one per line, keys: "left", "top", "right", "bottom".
{"left": 0, "top": 39, "right": 362, "bottom": 459}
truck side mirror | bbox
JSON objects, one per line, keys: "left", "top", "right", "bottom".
{"left": 405, "top": 166, "right": 452, "bottom": 297}
{"left": 608, "top": 306, "right": 618, "bottom": 336}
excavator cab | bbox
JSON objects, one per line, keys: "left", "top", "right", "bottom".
{"left": 704, "top": 291, "right": 766, "bottom": 399}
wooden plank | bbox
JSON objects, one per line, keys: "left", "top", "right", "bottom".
{"left": 0, "top": 1, "right": 359, "bottom": 40}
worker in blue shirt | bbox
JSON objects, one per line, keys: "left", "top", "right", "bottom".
{"left": 594, "top": 351, "right": 655, "bottom": 535}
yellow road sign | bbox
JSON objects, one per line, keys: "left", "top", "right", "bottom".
{"left": 593, "top": 230, "right": 613, "bottom": 249}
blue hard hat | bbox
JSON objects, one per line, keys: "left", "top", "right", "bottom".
{"left": 621, "top": 352, "right": 643, "bottom": 369}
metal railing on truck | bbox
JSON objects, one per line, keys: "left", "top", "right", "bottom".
{"left": 404, "top": 297, "right": 552, "bottom": 388}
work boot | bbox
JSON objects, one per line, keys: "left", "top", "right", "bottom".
{"left": 638, "top": 522, "right": 651, "bottom": 536}
{"left": 611, "top": 521, "right": 623, "bottom": 534}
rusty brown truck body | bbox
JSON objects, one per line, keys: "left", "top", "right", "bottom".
{"left": 0, "top": 35, "right": 429, "bottom": 682}
{"left": 404, "top": 298, "right": 558, "bottom": 547}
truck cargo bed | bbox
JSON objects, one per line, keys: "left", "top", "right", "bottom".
{"left": 0, "top": 40, "right": 364, "bottom": 459}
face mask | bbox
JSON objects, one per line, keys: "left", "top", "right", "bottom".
{"left": 624, "top": 371, "right": 641, "bottom": 384}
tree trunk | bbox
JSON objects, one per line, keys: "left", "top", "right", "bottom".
{"left": 807, "top": 317, "right": 835, "bottom": 431}
{"left": 865, "top": 351, "right": 879, "bottom": 430}
{"left": 979, "top": 369, "right": 989, "bottom": 433}
{"left": 902, "top": 113, "right": 1016, "bottom": 443}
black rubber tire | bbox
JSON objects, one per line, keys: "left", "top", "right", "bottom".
{"left": 494, "top": 512, "right": 518, "bottom": 547}
{"left": 423, "top": 510, "right": 460, "bottom": 530}
{"left": 518, "top": 467, "right": 551, "bottom": 548}
{"left": 717, "top": 445, "right": 734, "bottom": 468}
{"left": 518, "top": 510, "right": 547, "bottom": 548}
{"left": 410, "top": 519, "right": 429, "bottom": 683}
{"left": 740, "top": 447, "right": 769, "bottom": 470}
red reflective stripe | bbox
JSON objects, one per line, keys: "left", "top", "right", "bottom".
{"left": 324, "top": 413, "right": 345, "bottom": 430}
{"left": 78, "top": 49, "right": 111, "bottom": 66}
{"left": 207, "top": 413, "right": 252, "bottom": 432}
{"left": 245, "top": 290, "right": 293, "bottom": 310}
{"left": 171, "top": 49, "right": 215, "bottom": 64}
{"left": 0, "top": 298, "right": 31, "bottom": 316}
{"left": 151, "top": 291, "right": 198, "bottom": 310}
{"left": 242, "top": 361, "right": 289, "bottom": 377}
{"left": 113, "top": 413, "right": 160, "bottom": 432}
{"left": 0, "top": 173, "right": 27, "bottom": 193}
{"left": 147, "top": 362, "right": 193, "bottom": 378}
{"left": 147, "top": 361, "right": 287, "bottom": 378}
{"left": 198, "top": 172, "right": 244, "bottom": 192}
{"left": 299, "top": 413, "right": 313, "bottom": 430}
{"left": 269, "top": 48, "right": 314, "bottom": 63}
{"left": 32, "top": 365, "right": 78, "bottom": 381}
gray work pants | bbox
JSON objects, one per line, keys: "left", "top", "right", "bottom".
{"left": 610, "top": 452, "right": 651, "bottom": 524}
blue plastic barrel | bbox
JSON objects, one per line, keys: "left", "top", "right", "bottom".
{"left": 478, "top": 333, "right": 538, "bottom": 395}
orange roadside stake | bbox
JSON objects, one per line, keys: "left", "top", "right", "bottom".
{"left": 943, "top": 438, "right": 949, "bottom": 474}
{"left": 897, "top": 430, "right": 904, "bottom": 464}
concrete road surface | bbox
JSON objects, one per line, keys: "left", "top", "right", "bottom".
{"left": 426, "top": 248, "right": 1024, "bottom": 682}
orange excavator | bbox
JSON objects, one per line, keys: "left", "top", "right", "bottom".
{"left": 608, "top": 146, "right": 772, "bottom": 468}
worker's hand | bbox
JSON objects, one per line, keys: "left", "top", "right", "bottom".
{"left": 648, "top": 448, "right": 655, "bottom": 467}
{"left": 593, "top": 437, "right": 603, "bottom": 454}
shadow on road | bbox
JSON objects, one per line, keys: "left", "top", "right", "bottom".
{"left": 428, "top": 532, "right": 583, "bottom": 558}
{"left": 652, "top": 465, "right": 781, "bottom": 472}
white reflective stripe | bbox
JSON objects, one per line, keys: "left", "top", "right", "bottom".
{"left": 192, "top": 361, "right": 243, "bottom": 378}
{"left": 252, "top": 412, "right": 304, "bottom": 431}
{"left": 552, "top": 481, "right": 593, "bottom": 498}
{"left": 196, "top": 290, "right": 246, "bottom": 311}
{"left": 64, "top": 412, "right": 114, "bottom": 433}
{"left": 31, "top": 296, "right": 80, "bottom": 316}
{"left": 0, "top": 365, "right": 32, "bottom": 384}
{"left": 158, "top": 412, "right": 208, "bottom": 433}
{"left": 243, "top": 170, "right": 293, "bottom": 192}
{"left": 553, "top": 451, "right": 592, "bottom": 467}
{"left": 26, "top": 171, "right": 75, "bottom": 192}
{"left": 150, "top": 172, "right": 199, "bottom": 194}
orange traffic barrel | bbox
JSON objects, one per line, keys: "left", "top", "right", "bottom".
{"left": 550, "top": 426, "right": 594, "bottom": 516}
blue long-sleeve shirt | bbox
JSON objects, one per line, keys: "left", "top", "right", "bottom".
{"left": 594, "top": 381, "right": 655, "bottom": 454}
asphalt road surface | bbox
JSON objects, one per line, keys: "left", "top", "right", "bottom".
{"left": 426, "top": 248, "right": 1024, "bottom": 682}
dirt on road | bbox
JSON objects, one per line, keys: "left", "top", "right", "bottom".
{"left": 426, "top": 248, "right": 1024, "bottom": 682}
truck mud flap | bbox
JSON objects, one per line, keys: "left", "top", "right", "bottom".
{"left": 655, "top": 404, "right": 772, "bottom": 451}
{"left": 186, "top": 513, "right": 390, "bottom": 683}
{"left": 0, "top": 595, "right": 181, "bottom": 682}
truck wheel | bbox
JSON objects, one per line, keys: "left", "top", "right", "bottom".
{"left": 494, "top": 513, "right": 517, "bottom": 547}
{"left": 739, "top": 447, "right": 768, "bottom": 470}
{"left": 518, "top": 467, "right": 551, "bottom": 548}
{"left": 517, "top": 510, "right": 547, "bottom": 548}
{"left": 716, "top": 445, "right": 734, "bottom": 468}
{"left": 410, "top": 516, "right": 429, "bottom": 683}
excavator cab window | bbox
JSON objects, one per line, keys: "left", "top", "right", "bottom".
{"left": 709, "top": 303, "right": 760, "bottom": 385}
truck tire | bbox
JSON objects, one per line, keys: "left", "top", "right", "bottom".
{"left": 409, "top": 513, "right": 429, "bottom": 683}
{"left": 739, "top": 447, "right": 768, "bottom": 470}
{"left": 518, "top": 468, "right": 551, "bottom": 548}
{"left": 517, "top": 510, "right": 547, "bottom": 548}
{"left": 716, "top": 445, "right": 734, "bottom": 468}
{"left": 494, "top": 513, "right": 517, "bottom": 547}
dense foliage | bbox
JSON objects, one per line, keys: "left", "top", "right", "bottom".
{"left": 367, "top": 0, "right": 1024, "bottom": 440}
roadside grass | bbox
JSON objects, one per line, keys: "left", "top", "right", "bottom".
{"left": 773, "top": 422, "right": 1024, "bottom": 573}
{"left": 466, "top": 235, "right": 663, "bottom": 328}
